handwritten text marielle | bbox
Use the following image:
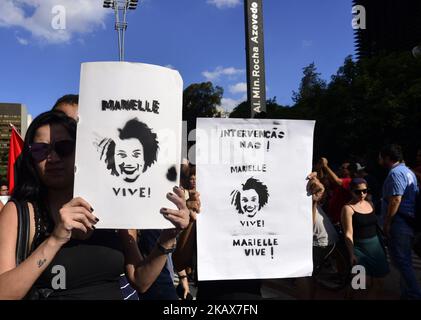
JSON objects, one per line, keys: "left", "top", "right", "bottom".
{"left": 101, "top": 99, "right": 160, "bottom": 114}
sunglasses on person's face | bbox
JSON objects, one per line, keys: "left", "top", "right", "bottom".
{"left": 352, "top": 189, "right": 368, "bottom": 195}
{"left": 29, "top": 140, "right": 75, "bottom": 162}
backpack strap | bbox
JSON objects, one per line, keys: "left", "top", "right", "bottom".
{"left": 9, "top": 199, "right": 30, "bottom": 266}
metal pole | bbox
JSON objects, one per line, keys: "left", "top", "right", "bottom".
{"left": 122, "top": 5, "right": 128, "bottom": 61}
{"left": 244, "top": 0, "right": 267, "bottom": 118}
{"left": 104, "top": 0, "right": 138, "bottom": 61}
{"left": 114, "top": 3, "right": 122, "bottom": 61}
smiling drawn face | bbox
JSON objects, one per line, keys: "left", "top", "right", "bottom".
{"left": 114, "top": 137, "right": 145, "bottom": 183}
{"left": 230, "top": 177, "right": 269, "bottom": 219}
{"left": 97, "top": 118, "right": 159, "bottom": 183}
{"left": 240, "top": 189, "right": 260, "bottom": 218}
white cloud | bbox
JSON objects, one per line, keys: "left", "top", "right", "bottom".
{"left": 229, "top": 82, "right": 247, "bottom": 94}
{"left": 221, "top": 97, "right": 243, "bottom": 112}
{"left": 202, "top": 66, "right": 245, "bottom": 81}
{"left": 165, "top": 64, "right": 175, "bottom": 69}
{"left": 207, "top": 0, "right": 241, "bottom": 9}
{"left": 0, "top": 0, "right": 110, "bottom": 44}
{"left": 16, "top": 36, "right": 29, "bottom": 45}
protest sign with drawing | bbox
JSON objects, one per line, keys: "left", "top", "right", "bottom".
{"left": 196, "top": 118, "right": 315, "bottom": 280}
{"left": 74, "top": 62, "right": 182, "bottom": 229}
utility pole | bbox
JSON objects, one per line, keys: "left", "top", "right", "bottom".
{"left": 244, "top": 0, "right": 267, "bottom": 118}
{"left": 103, "top": 0, "right": 139, "bottom": 61}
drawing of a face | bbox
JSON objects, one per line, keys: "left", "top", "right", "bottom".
{"left": 95, "top": 118, "right": 159, "bottom": 184}
{"left": 230, "top": 177, "right": 269, "bottom": 219}
{"left": 115, "top": 137, "right": 145, "bottom": 183}
{"left": 240, "top": 189, "right": 259, "bottom": 218}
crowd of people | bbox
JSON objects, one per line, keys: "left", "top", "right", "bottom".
{"left": 0, "top": 94, "right": 420, "bottom": 300}
{"left": 308, "top": 146, "right": 421, "bottom": 300}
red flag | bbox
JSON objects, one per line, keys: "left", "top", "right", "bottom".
{"left": 7, "top": 125, "right": 23, "bottom": 194}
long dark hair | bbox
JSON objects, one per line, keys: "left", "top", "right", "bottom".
{"left": 13, "top": 111, "right": 76, "bottom": 216}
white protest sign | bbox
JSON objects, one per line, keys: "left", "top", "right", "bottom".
{"left": 196, "top": 118, "right": 315, "bottom": 280}
{"left": 74, "top": 62, "right": 182, "bottom": 229}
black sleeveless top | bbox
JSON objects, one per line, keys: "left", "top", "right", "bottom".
{"left": 351, "top": 208, "right": 378, "bottom": 240}
{"left": 32, "top": 229, "right": 125, "bottom": 300}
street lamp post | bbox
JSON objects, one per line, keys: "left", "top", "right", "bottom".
{"left": 103, "top": 0, "right": 139, "bottom": 61}
{"left": 244, "top": 0, "right": 267, "bottom": 118}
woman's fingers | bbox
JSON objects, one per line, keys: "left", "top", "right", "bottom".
{"left": 173, "top": 186, "right": 185, "bottom": 199}
{"left": 69, "top": 220, "right": 88, "bottom": 234}
{"left": 64, "top": 197, "right": 94, "bottom": 214}
{"left": 60, "top": 206, "right": 98, "bottom": 225}
{"left": 68, "top": 206, "right": 98, "bottom": 224}
{"left": 72, "top": 213, "right": 96, "bottom": 230}
{"left": 162, "top": 215, "right": 185, "bottom": 228}
{"left": 306, "top": 172, "right": 318, "bottom": 181}
{"left": 160, "top": 208, "right": 185, "bottom": 218}
{"left": 161, "top": 209, "right": 189, "bottom": 229}
{"left": 167, "top": 191, "right": 187, "bottom": 210}
{"left": 162, "top": 189, "right": 190, "bottom": 229}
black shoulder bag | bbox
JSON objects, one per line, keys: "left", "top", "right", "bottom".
{"left": 9, "top": 199, "right": 52, "bottom": 299}
{"left": 9, "top": 199, "right": 31, "bottom": 266}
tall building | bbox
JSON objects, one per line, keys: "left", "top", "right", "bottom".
{"left": 353, "top": 0, "right": 421, "bottom": 58}
{"left": 0, "top": 103, "right": 30, "bottom": 181}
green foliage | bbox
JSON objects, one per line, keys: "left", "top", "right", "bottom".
{"left": 290, "top": 52, "right": 421, "bottom": 166}
{"left": 183, "top": 82, "right": 223, "bottom": 133}
{"left": 292, "top": 62, "right": 327, "bottom": 104}
{"left": 230, "top": 97, "right": 298, "bottom": 119}
{"left": 185, "top": 52, "right": 421, "bottom": 168}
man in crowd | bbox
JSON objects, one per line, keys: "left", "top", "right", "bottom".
{"left": 379, "top": 144, "right": 421, "bottom": 300}
{"left": 52, "top": 94, "right": 79, "bottom": 120}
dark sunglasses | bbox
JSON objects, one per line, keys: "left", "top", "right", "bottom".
{"left": 352, "top": 189, "right": 368, "bottom": 195}
{"left": 29, "top": 140, "right": 75, "bottom": 162}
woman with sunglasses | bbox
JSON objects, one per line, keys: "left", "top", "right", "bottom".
{"left": 341, "top": 178, "right": 389, "bottom": 299}
{"left": 0, "top": 111, "right": 189, "bottom": 299}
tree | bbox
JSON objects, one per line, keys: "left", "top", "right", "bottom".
{"left": 183, "top": 82, "right": 223, "bottom": 133}
{"left": 228, "top": 100, "right": 248, "bottom": 118}
{"left": 183, "top": 52, "right": 421, "bottom": 170}
{"left": 288, "top": 52, "right": 421, "bottom": 168}
{"left": 229, "top": 97, "right": 295, "bottom": 119}
{"left": 292, "top": 62, "right": 327, "bottom": 104}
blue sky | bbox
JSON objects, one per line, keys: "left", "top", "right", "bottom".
{"left": 0, "top": 0, "right": 355, "bottom": 117}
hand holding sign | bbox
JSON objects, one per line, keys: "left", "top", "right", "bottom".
{"left": 159, "top": 186, "right": 190, "bottom": 241}
{"left": 306, "top": 172, "right": 326, "bottom": 202}
{"left": 52, "top": 197, "right": 99, "bottom": 244}
{"left": 187, "top": 190, "right": 201, "bottom": 214}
